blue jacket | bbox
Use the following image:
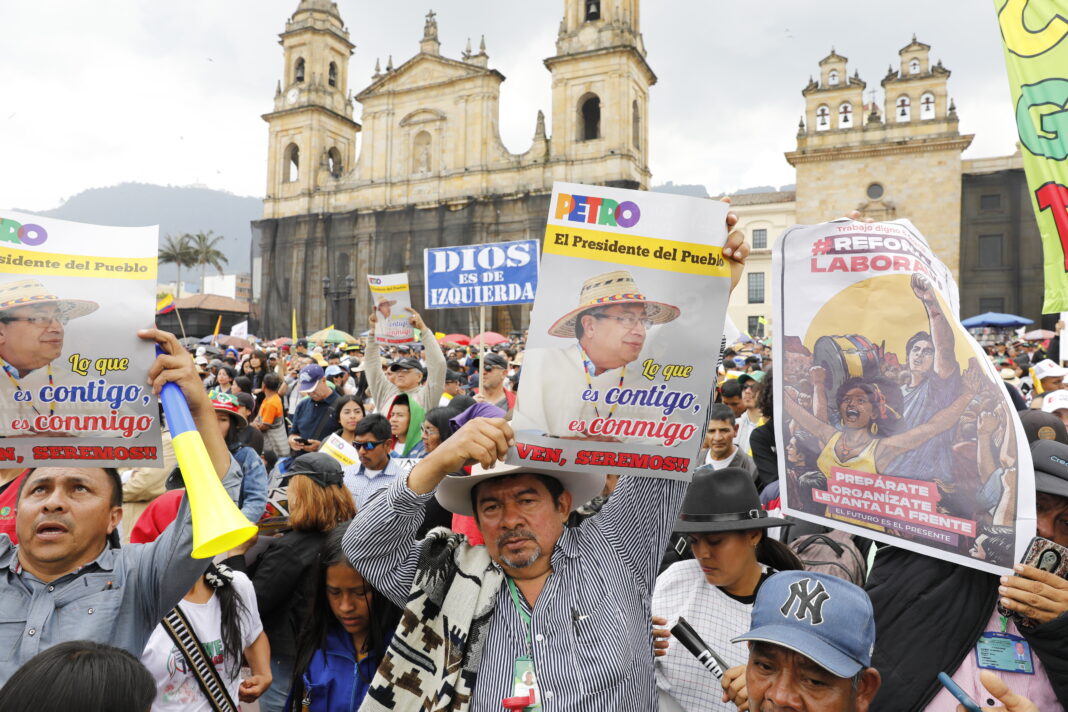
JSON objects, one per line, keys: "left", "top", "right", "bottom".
{"left": 234, "top": 444, "right": 268, "bottom": 523}
{"left": 294, "top": 622, "right": 384, "bottom": 712}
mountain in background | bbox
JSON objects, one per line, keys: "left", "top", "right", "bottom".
{"left": 18, "top": 183, "right": 262, "bottom": 289}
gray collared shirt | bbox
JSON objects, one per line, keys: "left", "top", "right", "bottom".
{"left": 0, "top": 455, "right": 242, "bottom": 682}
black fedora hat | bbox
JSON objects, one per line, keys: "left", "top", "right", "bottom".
{"left": 676, "top": 466, "right": 792, "bottom": 533}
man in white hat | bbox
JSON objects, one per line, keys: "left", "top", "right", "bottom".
{"left": 1042, "top": 389, "right": 1068, "bottom": 427}
{"left": 512, "top": 269, "right": 681, "bottom": 439}
{"left": 0, "top": 279, "right": 109, "bottom": 437}
{"left": 1030, "top": 359, "right": 1068, "bottom": 409}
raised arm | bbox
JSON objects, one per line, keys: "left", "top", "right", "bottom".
{"left": 782, "top": 389, "right": 837, "bottom": 443}
{"left": 413, "top": 308, "right": 447, "bottom": 410}
{"left": 363, "top": 312, "right": 391, "bottom": 408}
{"left": 912, "top": 273, "right": 958, "bottom": 380}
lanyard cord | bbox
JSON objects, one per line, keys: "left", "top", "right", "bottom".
{"left": 506, "top": 576, "right": 534, "bottom": 657}
{"left": 578, "top": 344, "right": 624, "bottom": 419}
{"left": 0, "top": 357, "right": 53, "bottom": 418}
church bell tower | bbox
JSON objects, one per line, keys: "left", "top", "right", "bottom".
{"left": 545, "top": 0, "right": 655, "bottom": 189}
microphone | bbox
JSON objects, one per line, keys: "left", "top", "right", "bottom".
{"left": 670, "top": 616, "right": 730, "bottom": 679}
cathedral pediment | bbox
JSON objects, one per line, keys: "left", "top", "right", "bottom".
{"left": 356, "top": 54, "right": 503, "bottom": 100}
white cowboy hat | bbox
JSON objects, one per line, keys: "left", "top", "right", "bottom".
{"left": 548, "top": 270, "right": 679, "bottom": 338}
{"left": 435, "top": 460, "right": 605, "bottom": 517}
{"left": 0, "top": 279, "right": 98, "bottom": 320}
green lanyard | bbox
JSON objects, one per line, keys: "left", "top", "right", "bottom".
{"left": 506, "top": 576, "right": 534, "bottom": 652}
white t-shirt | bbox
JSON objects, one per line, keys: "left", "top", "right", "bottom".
{"left": 141, "top": 571, "right": 263, "bottom": 712}
{"left": 704, "top": 449, "right": 737, "bottom": 470}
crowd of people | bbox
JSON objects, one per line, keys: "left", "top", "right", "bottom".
{"left": 0, "top": 222, "right": 1062, "bottom": 712}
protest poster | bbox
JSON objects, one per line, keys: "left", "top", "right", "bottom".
{"left": 423, "top": 239, "right": 539, "bottom": 309}
{"left": 230, "top": 320, "right": 248, "bottom": 339}
{"left": 509, "top": 182, "right": 731, "bottom": 478}
{"left": 774, "top": 218, "right": 1035, "bottom": 574}
{"left": 367, "top": 272, "right": 414, "bottom": 344}
{"left": 0, "top": 210, "right": 162, "bottom": 467}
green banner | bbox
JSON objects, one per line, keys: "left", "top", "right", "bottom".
{"left": 996, "top": 0, "right": 1068, "bottom": 312}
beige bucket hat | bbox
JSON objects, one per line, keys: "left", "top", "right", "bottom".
{"left": 0, "top": 279, "right": 98, "bottom": 320}
{"left": 548, "top": 269, "right": 680, "bottom": 338}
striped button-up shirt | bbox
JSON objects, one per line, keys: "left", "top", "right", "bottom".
{"left": 345, "top": 472, "right": 688, "bottom": 711}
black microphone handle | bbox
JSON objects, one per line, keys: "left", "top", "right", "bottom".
{"left": 670, "top": 616, "right": 729, "bottom": 679}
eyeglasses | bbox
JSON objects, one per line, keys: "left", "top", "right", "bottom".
{"left": 592, "top": 312, "right": 652, "bottom": 330}
{"left": 356, "top": 439, "right": 389, "bottom": 451}
{"left": 1, "top": 313, "right": 68, "bottom": 326}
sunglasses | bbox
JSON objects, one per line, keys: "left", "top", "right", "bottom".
{"left": 357, "top": 439, "right": 389, "bottom": 451}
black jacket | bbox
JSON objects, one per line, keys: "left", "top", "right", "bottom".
{"left": 250, "top": 529, "right": 326, "bottom": 658}
{"left": 749, "top": 421, "right": 778, "bottom": 493}
{"left": 867, "top": 546, "right": 1068, "bottom": 711}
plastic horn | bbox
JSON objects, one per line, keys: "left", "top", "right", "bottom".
{"left": 156, "top": 350, "right": 257, "bottom": 558}
{"left": 671, "top": 616, "right": 730, "bottom": 680}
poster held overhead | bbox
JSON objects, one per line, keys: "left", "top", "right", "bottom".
{"left": 423, "top": 239, "right": 539, "bottom": 309}
{"left": 0, "top": 210, "right": 162, "bottom": 467}
{"left": 509, "top": 182, "right": 730, "bottom": 478}
{"left": 368, "top": 272, "right": 414, "bottom": 344}
{"left": 773, "top": 218, "right": 1035, "bottom": 575}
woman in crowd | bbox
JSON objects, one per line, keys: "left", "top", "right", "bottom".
{"left": 140, "top": 563, "right": 272, "bottom": 711}
{"left": 420, "top": 406, "right": 456, "bottom": 454}
{"left": 652, "top": 466, "right": 801, "bottom": 712}
{"left": 386, "top": 393, "right": 426, "bottom": 458}
{"left": 250, "top": 453, "right": 356, "bottom": 712}
{"left": 215, "top": 364, "right": 237, "bottom": 394}
{"left": 248, "top": 349, "right": 270, "bottom": 393}
{"left": 330, "top": 395, "right": 366, "bottom": 447}
{"left": 287, "top": 523, "right": 401, "bottom": 711}
{"left": 211, "top": 390, "right": 268, "bottom": 523}
{"left": 748, "top": 369, "right": 778, "bottom": 493}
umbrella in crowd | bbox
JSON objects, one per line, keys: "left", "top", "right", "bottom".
{"left": 472, "top": 331, "right": 508, "bottom": 346}
{"left": 439, "top": 333, "right": 471, "bottom": 346}
{"left": 1022, "top": 328, "right": 1057, "bottom": 341}
{"left": 270, "top": 336, "right": 293, "bottom": 347}
{"left": 199, "top": 334, "right": 253, "bottom": 350}
{"left": 960, "top": 311, "right": 1034, "bottom": 328}
{"left": 307, "top": 327, "right": 358, "bottom": 344}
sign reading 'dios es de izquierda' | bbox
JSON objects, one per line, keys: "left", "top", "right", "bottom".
{"left": 423, "top": 239, "right": 539, "bottom": 309}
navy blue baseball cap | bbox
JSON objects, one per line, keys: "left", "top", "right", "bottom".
{"left": 298, "top": 364, "right": 325, "bottom": 392}
{"left": 732, "top": 571, "right": 875, "bottom": 678}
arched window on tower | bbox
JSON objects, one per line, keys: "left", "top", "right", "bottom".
{"left": 896, "top": 95, "right": 911, "bottom": 122}
{"left": 909, "top": 58, "right": 920, "bottom": 75}
{"left": 919, "top": 92, "right": 935, "bottom": 120}
{"left": 828, "top": 69, "right": 839, "bottom": 86}
{"left": 328, "top": 62, "right": 338, "bottom": 87}
{"left": 579, "top": 94, "right": 601, "bottom": 141}
{"left": 412, "top": 131, "right": 432, "bottom": 174}
{"left": 327, "top": 147, "right": 342, "bottom": 177}
{"left": 632, "top": 100, "right": 641, "bottom": 149}
{"left": 815, "top": 104, "right": 830, "bottom": 131}
{"left": 838, "top": 102, "right": 853, "bottom": 129}
{"left": 284, "top": 143, "right": 299, "bottom": 182}
{"left": 585, "top": 0, "right": 601, "bottom": 21}
{"left": 295, "top": 57, "right": 305, "bottom": 83}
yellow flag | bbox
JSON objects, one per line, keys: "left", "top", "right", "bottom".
{"left": 291, "top": 308, "right": 297, "bottom": 344}
{"left": 211, "top": 315, "right": 222, "bottom": 345}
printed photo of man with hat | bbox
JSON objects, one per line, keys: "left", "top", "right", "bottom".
{"left": 0, "top": 278, "right": 118, "bottom": 436}
{"left": 512, "top": 269, "right": 681, "bottom": 439}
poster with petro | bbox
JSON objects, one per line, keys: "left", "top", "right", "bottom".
{"left": 368, "top": 272, "right": 414, "bottom": 344}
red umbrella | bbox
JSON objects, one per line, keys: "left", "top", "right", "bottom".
{"left": 271, "top": 336, "right": 293, "bottom": 346}
{"left": 472, "top": 331, "right": 508, "bottom": 346}
{"left": 439, "top": 333, "right": 471, "bottom": 346}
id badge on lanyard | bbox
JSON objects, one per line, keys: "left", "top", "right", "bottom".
{"left": 974, "top": 618, "right": 1035, "bottom": 675}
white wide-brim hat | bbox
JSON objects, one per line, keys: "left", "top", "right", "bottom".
{"left": 0, "top": 279, "right": 98, "bottom": 320}
{"left": 435, "top": 460, "right": 606, "bottom": 517}
{"left": 548, "top": 269, "right": 679, "bottom": 338}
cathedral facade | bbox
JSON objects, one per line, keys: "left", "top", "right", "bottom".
{"left": 254, "top": 0, "right": 654, "bottom": 337}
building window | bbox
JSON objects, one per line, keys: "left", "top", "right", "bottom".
{"left": 896, "top": 95, "right": 911, "bottom": 122}
{"left": 838, "top": 102, "right": 853, "bottom": 129}
{"left": 828, "top": 69, "right": 839, "bottom": 86}
{"left": 585, "top": 0, "right": 601, "bottom": 21}
{"left": 979, "top": 297, "right": 1005, "bottom": 313}
{"left": 579, "top": 94, "right": 601, "bottom": 141}
{"left": 978, "top": 234, "right": 1003, "bottom": 269}
{"left": 815, "top": 104, "right": 830, "bottom": 131}
{"left": 920, "top": 92, "right": 935, "bottom": 120}
{"left": 295, "top": 57, "right": 305, "bottom": 84}
{"left": 328, "top": 61, "right": 338, "bottom": 87}
{"left": 752, "top": 228, "right": 768, "bottom": 249}
{"left": 412, "top": 131, "right": 432, "bottom": 174}
{"left": 748, "top": 315, "right": 764, "bottom": 338}
{"left": 980, "top": 194, "right": 1001, "bottom": 210}
{"left": 748, "top": 272, "right": 765, "bottom": 304}
{"left": 867, "top": 183, "right": 884, "bottom": 200}
{"left": 909, "top": 58, "right": 920, "bottom": 75}
{"left": 632, "top": 100, "right": 640, "bottom": 149}
{"left": 284, "top": 143, "right": 299, "bottom": 182}
{"left": 327, "top": 147, "right": 342, "bottom": 177}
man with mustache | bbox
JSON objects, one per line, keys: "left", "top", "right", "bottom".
{"left": 0, "top": 329, "right": 242, "bottom": 682}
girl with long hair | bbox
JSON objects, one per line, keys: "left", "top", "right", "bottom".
{"left": 287, "top": 522, "right": 401, "bottom": 711}
{"left": 330, "top": 395, "right": 366, "bottom": 446}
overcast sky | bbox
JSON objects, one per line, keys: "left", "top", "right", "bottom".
{"left": 1, "top": 1, "right": 1018, "bottom": 212}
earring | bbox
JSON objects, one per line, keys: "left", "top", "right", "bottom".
{"left": 870, "top": 422, "right": 878, "bottom": 435}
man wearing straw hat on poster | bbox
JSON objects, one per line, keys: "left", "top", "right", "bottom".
{"left": 512, "top": 269, "right": 680, "bottom": 439}
{"left": 0, "top": 278, "right": 119, "bottom": 437}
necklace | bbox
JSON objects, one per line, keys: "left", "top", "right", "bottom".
{"left": 579, "top": 344, "right": 624, "bottom": 419}
{"left": 0, "top": 357, "right": 53, "bottom": 418}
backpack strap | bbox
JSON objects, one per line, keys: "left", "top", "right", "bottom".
{"left": 161, "top": 605, "right": 238, "bottom": 712}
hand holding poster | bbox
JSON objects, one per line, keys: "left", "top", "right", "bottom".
{"left": 0, "top": 211, "right": 162, "bottom": 467}
{"left": 509, "top": 182, "right": 730, "bottom": 477}
{"left": 367, "top": 272, "right": 414, "bottom": 344}
{"left": 773, "top": 218, "right": 1035, "bottom": 574}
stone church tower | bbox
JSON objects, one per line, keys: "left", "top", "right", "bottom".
{"left": 785, "top": 38, "right": 973, "bottom": 276}
{"left": 255, "top": 0, "right": 655, "bottom": 336}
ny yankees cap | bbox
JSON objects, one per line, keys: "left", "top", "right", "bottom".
{"left": 732, "top": 570, "right": 875, "bottom": 678}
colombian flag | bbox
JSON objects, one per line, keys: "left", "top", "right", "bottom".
{"left": 156, "top": 294, "right": 175, "bottom": 315}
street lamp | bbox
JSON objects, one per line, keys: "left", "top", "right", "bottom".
{"left": 322, "top": 275, "right": 355, "bottom": 330}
